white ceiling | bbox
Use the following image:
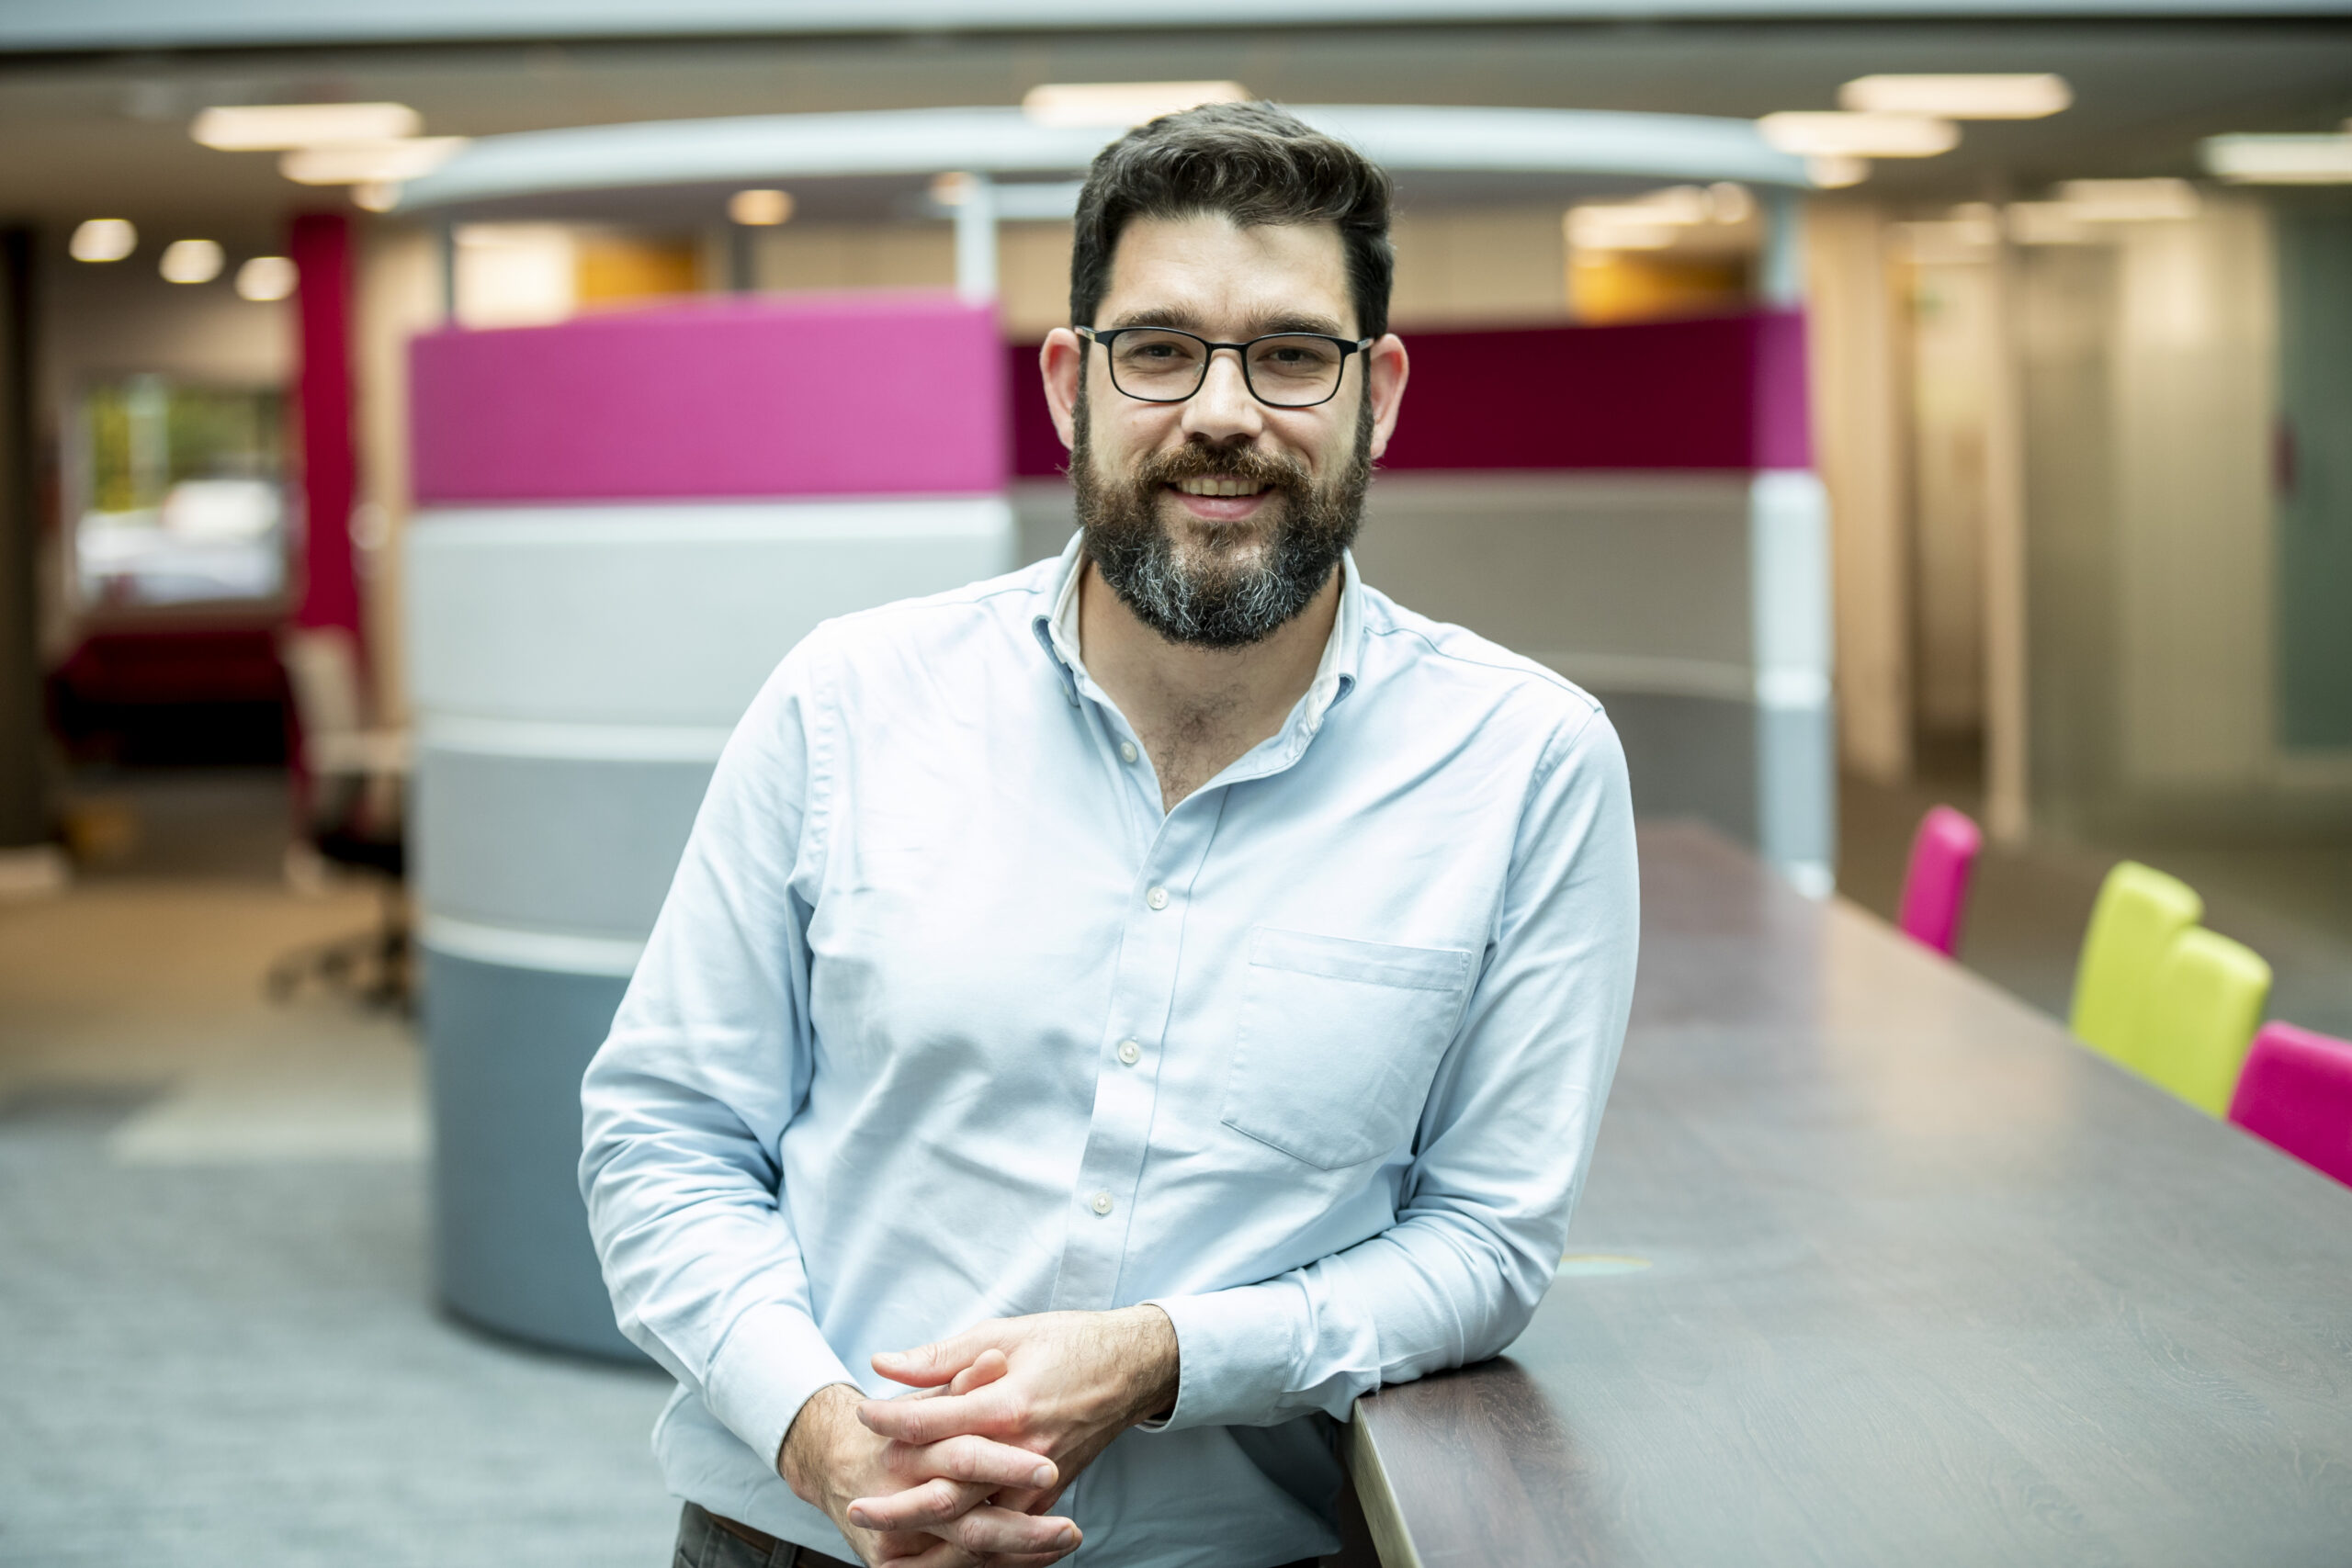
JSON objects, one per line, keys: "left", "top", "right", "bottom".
{"left": 3, "top": 19, "right": 2347, "bottom": 243}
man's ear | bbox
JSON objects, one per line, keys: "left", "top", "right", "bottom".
{"left": 1363, "top": 333, "right": 1409, "bottom": 464}
{"left": 1041, "top": 329, "right": 1085, "bottom": 451}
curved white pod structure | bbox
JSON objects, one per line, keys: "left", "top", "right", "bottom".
{"left": 405, "top": 294, "right": 1015, "bottom": 1356}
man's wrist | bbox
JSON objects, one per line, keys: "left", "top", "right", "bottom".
{"left": 1121, "top": 1304, "right": 1182, "bottom": 1425}
{"left": 778, "top": 1381, "right": 863, "bottom": 1503}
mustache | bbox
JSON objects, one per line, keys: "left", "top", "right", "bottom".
{"left": 1132, "top": 442, "right": 1312, "bottom": 494}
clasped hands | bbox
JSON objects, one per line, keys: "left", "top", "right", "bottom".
{"left": 779, "top": 1305, "right": 1181, "bottom": 1568}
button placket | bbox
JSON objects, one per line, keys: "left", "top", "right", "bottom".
{"left": 1047, "top": 793, "right": 1229, "bottom": 1312}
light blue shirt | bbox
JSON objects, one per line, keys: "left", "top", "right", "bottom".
{"left": 580, "top": 533, "right": 1639, "bottom": 1567}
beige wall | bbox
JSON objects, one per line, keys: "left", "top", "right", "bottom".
{"left": 2110, "top": 197, "right": 2278, "bottom": 796}
{"left": 741, "top": 205, "right": 1573, "bottom": 342}
{"left": 1806, "top": 198, "right": 1911, "bottom": 786}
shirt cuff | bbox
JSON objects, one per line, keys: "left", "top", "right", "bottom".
{"left": 1144, "top": 1280, "right": 1312, "bottom": 1431}
{"left": 701, "top": 1300, "right": 860, "bottom": 1470}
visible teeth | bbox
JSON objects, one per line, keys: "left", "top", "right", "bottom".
{"left": 1175, "top": 477, "right": 1266, "bottom": 496}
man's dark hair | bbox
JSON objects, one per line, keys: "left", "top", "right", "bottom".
{"left": 1069, "top": 101, "right": 1395, "bottom": 341}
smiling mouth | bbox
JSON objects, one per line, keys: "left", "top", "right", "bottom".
{"left": 1168, "top": 476, "right": 1272, "bottom": 498}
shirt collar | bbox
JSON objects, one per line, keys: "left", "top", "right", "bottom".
{"left": 1031, "top": 530, "right": 1363, "bottom": 730}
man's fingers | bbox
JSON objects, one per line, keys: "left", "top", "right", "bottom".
{"left": 870, "top": 1540, "right": 976, "bottom": 1568}
{"left": 860, "top": 1384, "right": 1023, "bottom": 1445}
{"left": 947, "top": 1349, "right": 1011, "bottom": 1396}
{"left": 909, "top": 1432, "right": 1056, "bottom": 1492}
{"left": 873, "top": 1331, "right": 989, "bottom": 1388}
{"left": 943, "top": 1506, "right": 1080, "bottom": 1559}
{"left": 847, "top": 1476, "right": 998, "bottom": 1532}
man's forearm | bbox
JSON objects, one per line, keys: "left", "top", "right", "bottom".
{"left": 779, "top": 1382, "right": 866, "bottom": 1499}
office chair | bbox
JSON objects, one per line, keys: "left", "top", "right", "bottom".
{"left": 266, "top": 625, "right": 412, "bottom": 1010}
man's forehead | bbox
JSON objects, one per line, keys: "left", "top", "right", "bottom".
{"left": 1097, "top": 213, "right": 1352, "bottom": 336}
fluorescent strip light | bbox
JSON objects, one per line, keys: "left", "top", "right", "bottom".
{"left": 2052, "top": 178, "right": 2199, "bottom": 220}
{"left": 1758, "top": 112, "right": 1959, "bottom": 159}
{"left": 69, "top": 218, "right": 137, "bottom": 263}
{"left": 159, "top": 239, "right": 224, "bottom": 285}
{"left": 2201, "top": 134, "right": 2352, "bottom": 185}
{"left": 235, "top": 255, "right": 297, "bottom": 302}
{"left": 191, "top": 102, "right": 421, "bottom": 150}
{"left": 1023, "top": 81, "right": 1249, "bottom": 129}
{"left": 1839, "top": 74, "right": 2071, "bottom": 119}
{"left": 278, "top": 137, "right": 468, "bottom": 186}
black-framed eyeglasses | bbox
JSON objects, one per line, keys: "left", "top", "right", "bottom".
{"left": 1077, "top": 325, "right": 1374, "bottom": 409}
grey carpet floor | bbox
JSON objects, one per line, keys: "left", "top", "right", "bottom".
{"left": 0, "top": 1093, "right": 677, "bottom": 1567}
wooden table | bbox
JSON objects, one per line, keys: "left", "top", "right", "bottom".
{"left": 1348, "top": 823, "right": 2352, "bottom": 1567}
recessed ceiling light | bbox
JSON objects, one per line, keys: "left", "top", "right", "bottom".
{"left": 159, "top": 239, "right": 224, "bottom": 285}
{"left": 235, "top": 255, "right": 297, "bottom": 302}
{"left": 1838, "top": 74, "right": 2072, "bottom": 119}
{"left": 729, "top": 188, "right": 795, "bottom": 226}
{"left": 69, "top": 219, "right": 137, "bottom": 263}
{"left": 1759, "top": 112, "right": 1960, "bottom": 159}
{"left": 2200, "top": 133, "right": 2352, "bottom": 185}
{"left": 1807, "top": 155, "right": 1871, "bottom": 189}
{"left": 190, "top": 102, "right": 422, "bottom": 150}
{"left": 278, "top": 138, "right": 468, "bottom": 186}
{"left": 1022, "top": 81, "right": 1249, "bottom": 129}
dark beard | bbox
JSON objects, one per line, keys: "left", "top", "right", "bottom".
{"left": 1071, "top": 385, "right": 1372, "bottom": 649}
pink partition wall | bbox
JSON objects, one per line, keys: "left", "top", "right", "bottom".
{"left": 413, "top": 292, "right": 1008, "bottom": 502}
{"left": 1009, "top": 310, "right": 1807, "bottom": 477}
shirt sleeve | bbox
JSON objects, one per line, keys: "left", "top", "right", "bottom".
{"left": 1145, "top": 705, "right": 1639, "bottom": 1429}
{"left": 578, "top": 637, "right": 854, "bottom": 1471}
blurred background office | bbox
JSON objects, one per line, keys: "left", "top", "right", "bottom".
{"left": 1, "top": 3, "right": 2348, "bottom": 1563}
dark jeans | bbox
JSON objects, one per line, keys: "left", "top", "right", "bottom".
{"left": 674, "top": 1503, "right": 857, "bottom": 1568}
{"left": 673, "top": 1501, "right": 1321, "bottom": 1568}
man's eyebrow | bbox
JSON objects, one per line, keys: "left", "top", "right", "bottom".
{"left": 1105, "top": 307, "right": 1351, "bottom": 339}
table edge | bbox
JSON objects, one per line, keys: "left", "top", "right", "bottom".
{"left": 1345, "top": 1399, "right": 1425, "bottom": 1568}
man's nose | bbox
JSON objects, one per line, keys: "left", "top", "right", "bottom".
{"left": 1180, "top": 349, "right": 1265, "bottom": 444}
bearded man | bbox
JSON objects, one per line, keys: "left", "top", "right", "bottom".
{"left": 581, "top": 101, "right": 1639, "bottom": 1568}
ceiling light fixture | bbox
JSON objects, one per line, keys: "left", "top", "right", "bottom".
{"left": 1758, "top": 112, "right": 1960, "bottom": 159}
{"left": 190, "top": 102, "right": 422, "bottom": 150}
{"left": 1807, "top": 156, "right": 1871, "bottom": 190}
{"left": 1022, "top": 81, "right": 1250, "bottom": 129}
{"left": 235, "top": 255, "right": 297, "bottom": 302}
{"left": 1838, "top": 74, "right": 2072, "bottom": 119}
{"left": 159, "top": 239, "right": 224, "bottom": 285}
{"left": 69, "top": 219, "right": 137, "bottom": 263}
{"left": 2200, "top": 133, "right": 2352, "bottom": 185}
{"left": 729, "top": 188, "right": 795, "bottom": 226}
{"left": 278, "top": 137, "right": 468, "bottom": 186}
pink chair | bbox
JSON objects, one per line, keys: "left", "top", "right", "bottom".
{"left": 2228, "top": 1021, "right": 2352, "bottom": 1188}
{"left": 1897, "top": 805, "right": 1983, "bottom": 957}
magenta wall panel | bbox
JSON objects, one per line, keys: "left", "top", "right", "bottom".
{"left": 1009, "top": 310, "right": 1810, "bottom": 478}
{"left": 413, "top": 293, "right": 1007, "bottom": 502}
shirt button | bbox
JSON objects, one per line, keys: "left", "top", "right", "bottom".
{"left": 1146, "top": 886, "right": 1170, "bottom": 911}
{"left": 1090, "top": 1190, "right": 1114, "bottom": 1216}
{"left": 1119, "top": 740, "right": 1138, "bottom": 764}
{"left": 1118, "top": 1040, "right": 1141, "bottom": 1066}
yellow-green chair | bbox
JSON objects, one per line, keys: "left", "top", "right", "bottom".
{"left": 2128, "top": 928, "right": 2273, "bottom": 1116}
{"left": 2071, "top": 861, "right": 2204, "bottom": 1065}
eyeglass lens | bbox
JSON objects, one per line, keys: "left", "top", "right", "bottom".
{"left": 1106, "top": 332, "right": 1346, "bottom": 407}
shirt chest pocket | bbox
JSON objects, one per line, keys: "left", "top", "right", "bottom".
{"left": 1220, "top": 927, "right": 1476, "bottom": 1172}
